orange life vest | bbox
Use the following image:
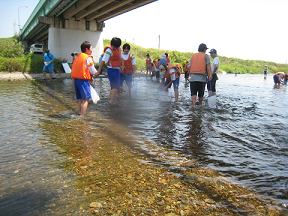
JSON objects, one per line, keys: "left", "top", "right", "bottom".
{"left": 104, "top": 45, "right": 121, "bottom": 68}
{"left": 163, "top": 63, "right": 180, "bottom": 81}
{"left": 165, "top": 57, "right": 170, "bottom": 64}
{"left": 121, "top": 54, "right": 133, "bottom": 74}
{"left": 151, "top": 63, "right": 156, "bottom": 72}
{"left": 190, "top": 53, "right": 207, "bottom": 74}
{"left": 275, "top": 71, "right": 285, "bottom": 76}
{"left": 155, "top": 61, "right": 159, "bottom": 69}
{"left": 146, "top": 58, "right": 151, "bottom": 66}
{"left": 71, "top": 53, "right": 92, "bottom": 80}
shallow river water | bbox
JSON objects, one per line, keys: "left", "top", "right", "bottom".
{"left": 0, "top": 73, "right": 287, "bottom": 215}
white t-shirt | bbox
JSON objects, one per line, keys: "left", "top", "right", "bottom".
{"left": 169, "top": 68, "right": 176, "bottom": 81}
{"left": 102, "top": 47, "right": 121, "bottom": 68}
{"left": 211, "top": 56, "right": 220, "bottom": 74}
{"left": 121, "top": 53, "right": 136, "bottom": 65}
{"left": 86, "top": 56, "right": 97, "bottom": 75}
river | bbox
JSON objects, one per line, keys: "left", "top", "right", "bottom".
{"left": 0, "top": 73, "right": 287, "bottom": 215}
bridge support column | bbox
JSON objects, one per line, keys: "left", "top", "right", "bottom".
{"left": 48, "top": 27, "right": 103, "bottom": 64}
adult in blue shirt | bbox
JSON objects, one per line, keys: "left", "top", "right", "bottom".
{"left": 43, "top": 49, "right": 54, "bottom": 81}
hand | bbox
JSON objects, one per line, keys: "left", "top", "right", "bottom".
{"left": 208, "top": 74, "right": 212, "bottom": 81}
{"left": 95, "top": 71, "right": 100, "bottom": 77}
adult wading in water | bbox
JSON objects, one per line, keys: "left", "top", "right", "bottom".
{"left": 189, "top": 43, "right": 212, "bottom": 107}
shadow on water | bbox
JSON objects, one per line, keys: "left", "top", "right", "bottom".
{"left": 0, "top": 74, "right": 287, "bottom": 215}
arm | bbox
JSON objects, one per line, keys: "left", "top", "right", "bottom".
{"left": 95, "top": 61, "right": 105, "bottom": 77}
{"left": 213, "top": 64, "right": 218, "bottom": 74}
{"left": 163, "top": 79, "right": 173, "bottom": 91}
{"left": 120, "top": 58, "right": 125, "bottom": 71}
{"left": 207, "top": 63, "right": 212, "bottom": 81}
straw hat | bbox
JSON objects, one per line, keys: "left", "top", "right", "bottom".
{"left": 159, "top": 64, "right": 166, "bottom": 75}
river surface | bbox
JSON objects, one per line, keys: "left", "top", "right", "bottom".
{"left": 0, "top": 73, "right": 287, "bottom": 215}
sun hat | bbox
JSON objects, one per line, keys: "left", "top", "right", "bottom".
{"left": 161, "top": 53, "right": 166, "bottom": 58}
{"left": 159, "top": 64, "right": 167, "bottom": 75}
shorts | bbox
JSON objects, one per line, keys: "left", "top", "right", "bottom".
{"left": 107, "top": 67, "right": 120, "bottom": 89}
{"left": 190, "top": 82, "right": 205, "bottom": 97}
{"left": 156, "top": 69, "right": 160, "bottom": 78}
{"left": 273, "top": 75, "right": 280, "bottom": 84}
{"left": 146, "top": 66, "right": 151, "bottom": 72}
{"left": 207, "top": 73, "right": 218, "bottom": 92}
{"left": 185, "top": 71, "right": 189, "bottom": 79}
{"left": 43, "top": 65, "right": 54, "bottom": 73}
{"left": 120, "top": 74, "right": 133, "bottom": 88}
{"left": 164, "top": 77, "right": 180, "bottom": 89}
{"left": 264, "top": 70, "right": 268, "bottom": 74}
{"left": 74, "top": 79, "right": 91, "bottom": 100}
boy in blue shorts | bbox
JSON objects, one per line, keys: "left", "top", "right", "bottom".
{"left": 43, "top": 49, "right": 54, "bottom": 81}
{"left": 71, "top": 41, "right": 97, "bottom": 117}
{"left": 96, "top": 37, "right": 124, "bottom": 105}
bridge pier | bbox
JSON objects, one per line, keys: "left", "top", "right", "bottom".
{"left": 48, "top": 27, "right": 103, "bottom": 65}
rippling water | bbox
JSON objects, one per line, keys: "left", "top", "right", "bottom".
{"left": 0, "top": 73, "right": 287, "bottom": 215}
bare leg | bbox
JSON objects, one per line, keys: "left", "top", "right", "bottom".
{"left": 199, "top": 97, "right": 203, "bottom": 105}
{"left": 79, "top": 99, "right": 89, "bottom": 117}
{"left": 50, "top": 73, "right": 53, "bottom": 81}
{"left": 43, "top": 71, "right": 46, "bottom": 80}
{"left": 192, "top": 95, "right": 196, "bottom": 107}
{"left": 109, "top": 89, "right": 118, "bottom": 104}
{"left": 174, "top": 88, "right": 179, "bottom": 102}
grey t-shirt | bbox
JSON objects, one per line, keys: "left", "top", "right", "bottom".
{"left": 189, "top": 54, "right": 210, "bottom": 82}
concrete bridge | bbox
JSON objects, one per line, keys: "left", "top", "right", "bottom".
{"left": 20, "top": 0, "right": 157, "bottom": 64}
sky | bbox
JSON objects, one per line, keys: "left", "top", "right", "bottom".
{"left": 0, "top": 0, "right": 287, "bottom": 64}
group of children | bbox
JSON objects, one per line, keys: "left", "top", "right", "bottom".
{"left": 71, "top": 37, "right": 137, "bottom": 117}
{"left": 70, "top": 38, "right": 221, "bottom": 117}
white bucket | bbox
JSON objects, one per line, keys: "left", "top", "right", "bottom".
{"left": 159, "top": 91, "right": 171, "bottom": 102}
{"left": 208, "top": 95, "right": 216, "bottom": 108}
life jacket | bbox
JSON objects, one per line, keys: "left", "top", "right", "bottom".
{"left": 190, "top": 52, "right": 207, "bottom": 74}
{"left": 155, "top": 61, "right": 159, "bottom": 69}
{"left": 165, "top": 57, "right": 170, "bottom": 64}
{"left": 151, "top": 63, "right": 156, "bottom": 72}
{"left": 146, "top": 58, "right": 151, "bottom": 66}
{"left": 121, "top": 54, "right": 133, "bottom": 74}
{"left": 275, "top": 71, "right": 285, "bottom": 76}
{"left": 71, "top": 53, "right": 92, "bottom": 80}
{"left": 182, "top": 63, "right": 189, "bottom": 72}
{"left": 104, "top": 45, "right": 121, "bottom": 68}
{"left": 163, "top": 63, "right": 180, "bottom": 81}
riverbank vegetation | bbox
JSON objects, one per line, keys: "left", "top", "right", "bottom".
{"left": 1, "top": 36, "right": 288, "bottom": 74}
{"left": 103, "top": 39, "right": 288, "bottom": 74}
{"left": 0, "top": 36, "right": 66, "bottom": 73}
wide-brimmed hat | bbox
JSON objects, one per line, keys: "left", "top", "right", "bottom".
{"left": 159, "top": 64, "right": 166, "bottom": 75}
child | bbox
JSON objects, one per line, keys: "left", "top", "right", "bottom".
{"left": 71, "top": 41, "right": 97, "bottom": 117}
{"left": 120, "top": 43, "right": 136, "bottom": 94}
{"left": 155, "top": 59, "right": 160, "bottom": 81}
{"left": 146, "top": 54, "right": 152, "bottom": 78}
{"left": 165, "top": 53, "right": 170, "bottom": 64}
{"left": 159, "top": 63, "right": 180, "bottom": 103}
{"left": 151, "top": 61, "right": 156, "bottom": 79}
{"left": 96, "top": 37, "right": 124, "bottom": 105}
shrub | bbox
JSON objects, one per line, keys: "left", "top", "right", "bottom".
{"left": 0, "top": 36, "right": 24, "bottom": 58}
